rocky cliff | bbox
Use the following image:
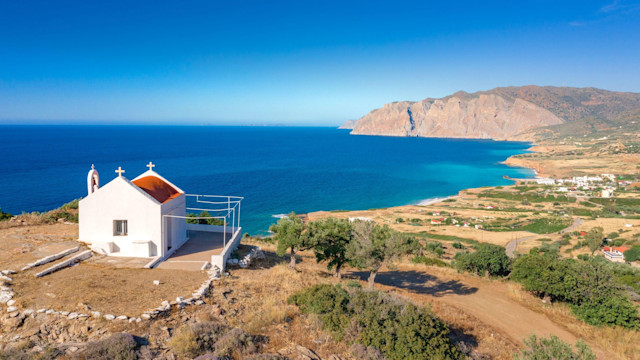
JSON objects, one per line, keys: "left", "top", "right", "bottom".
{"left": 346, "top": 86, "right": 640, "bottom": 140}
{"left": 338, "top": 119, "right": 357, "bottom": 129}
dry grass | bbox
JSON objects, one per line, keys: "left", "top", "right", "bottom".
{"left": 13, "top": 263, "right": 208, "bottom": 316}
{"left": 505, "top": 282, "right": 640, "bottom": 360}
{"left": 216, "top": 246, "right": 352, "bottom": 359}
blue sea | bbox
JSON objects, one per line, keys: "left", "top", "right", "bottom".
{"left": 0, "top": 126, "right": 534, "bottom": 234}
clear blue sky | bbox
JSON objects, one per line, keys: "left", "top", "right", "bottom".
{"left": 1, "top": 0, "right": 639, "bottom": 125}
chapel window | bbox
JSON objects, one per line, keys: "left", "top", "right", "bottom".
{"left": 113, "top": 220, "right": 128, "bottom": 236}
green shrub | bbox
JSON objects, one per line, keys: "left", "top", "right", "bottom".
{"left": 624, "top": 246, "right": 640, "bottom": 262}
{"left": 511, "top": 252, "right": 639, "bottom": 328}
{"left": 608, "top": 232, "right": 620, "bottom": 239}
{"left": 515, "top": 334, "right": 595, "bottom": 360}
{"left": 454, "top": 243, "right": 511, "bottom": 276}
{"left": 287, "top": 284, "right": 350, "bottom": 333}
{"left": 573, "top": 296, "right": 640, "bottom": 328}
{"left": 186, "top": 211, "right": 225, "bottom": 225}
{"left": 452, "top": 242, "right": 465, "bottom": 249}
{"left": 425, "top": 241, "right": 445, "bottom": 257}
{"left": 412, "top": 256, "right": 448, "bottom": 267}
{"left": 0, "top": 207, "right": 11, "bottom": 221}
{"left": 61, "top": 198, "right": 80, "bottom": 210}
{"left": 81, "top": 333, "right": 138, "bottom": 360}
{"left": 288, "top": 285, "right": 463, "bottom": 360}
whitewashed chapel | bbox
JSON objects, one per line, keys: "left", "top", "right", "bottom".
{"left": 78, "top": 163, "right": 243, "bottom": 269}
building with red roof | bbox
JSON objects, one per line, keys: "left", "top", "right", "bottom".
{"left": 78, "top": 163, "right": 243, "bottom": 270}
{"left": 602, "top": 245, "right": 631, "bottom": 263}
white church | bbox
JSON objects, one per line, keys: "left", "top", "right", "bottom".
{"left": 78, "top": 163, "right": 243, "bottom": 268}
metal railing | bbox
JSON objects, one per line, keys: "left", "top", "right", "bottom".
{"left": 161, "top": 194, "right": 243, "bottom": 252}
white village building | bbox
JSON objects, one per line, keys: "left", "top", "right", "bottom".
{"left": 79, "top": 163, "right": 243, "bottom": 270}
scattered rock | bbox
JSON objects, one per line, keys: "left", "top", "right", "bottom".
{"left": 104, "top": 314, "right": 115, "bottom": 320}
{"left": 116, "top": 315, "right": 128, "bottom": 321}
{"left": 295, "top": 345, "right": 321, "bottom": 360}
{"left": 6, "top": 299, "right": 15, "bottom": 306}
{"left": 6, "top": 306, "right": 18, "bottom": 313}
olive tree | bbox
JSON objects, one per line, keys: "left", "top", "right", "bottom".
{"left": 307, "top": 218, "right": 352, "bottom": 279}
{"left": 269, "top": 212, "right": 307, "bottom": 270}
{"left": 585, "top": 226, "right": 604, "bottom": 255}
{"left": 346, "top": 221, "right": 415, "bottom": 289}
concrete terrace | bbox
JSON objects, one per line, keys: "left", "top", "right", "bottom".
{"left": 155, "top": 229, "right": 227, "bottom": 271}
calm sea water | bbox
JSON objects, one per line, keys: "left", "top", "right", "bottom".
{"left": 0, "top": 126, "right": 534, "bottom": 234}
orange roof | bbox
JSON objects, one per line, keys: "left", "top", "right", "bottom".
{"left": 132, "top": 176, "right": 181, "bottom": 204}
{"left": 615, "top": 246, "right": 631, "bottom": 253}
{"left": 629, "top": 182, "right": 640, "bottom": 188}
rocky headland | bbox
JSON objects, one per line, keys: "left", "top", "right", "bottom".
{"left": 344, "top": 86, "right": 640, "bottom": 141}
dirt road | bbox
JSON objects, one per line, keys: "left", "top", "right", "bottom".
{"left": 348, "top": 264, "right": 611, "bottom": 359}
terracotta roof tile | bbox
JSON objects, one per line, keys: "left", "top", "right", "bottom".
{"left": 132, "top": 176, "right": 181, "bottom": 204}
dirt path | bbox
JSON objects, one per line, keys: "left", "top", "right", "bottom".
{"left": 505, "top": 217, "right": 584, "bottom": 257}
{"left": 347, "top": 264, "right": 610, "bottom": 359}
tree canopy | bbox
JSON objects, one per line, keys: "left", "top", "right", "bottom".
{"left": 307, "top": 218, "right": 352, "bottom": 279}
{"left": 346, "top": 221, "right": 417, "bottom": 289}
{"left": 269, "top": 212, "right": 308, "bottom": 269}
{"left": 454, "top": 243, "right": 511, "bottom": 277}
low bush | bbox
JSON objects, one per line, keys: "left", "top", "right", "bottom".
{"left": 452, "top": 242, "right": 465, "bottom": 249}
{"left": 186, "top": 211, "right": 225, "bottom": 226}
{"left": 167, "top": 321, "right": 228, "bottom": 358}
{"left": 0, "top": 207, "right": 11, "bottom": 221}
{"left": 213, "top": 327, "right": 257, "bottom": 358}
{"left": 515, "top": 334, "right": 595, "bottom": 360}
{"left": 624, "top": 245, "right": 640, "bottom": 262}
{"left": 80, "top": 333, "right": 138, "bottom": 360}
{"left": 412, "top": 255, "right": 448, "bottom": 267}
{"left": 288, "top": 284, "right": 463, "bottom": 360}
{"left": 511, "top": 252, "right": 639, "bottom": 328}
{"left": 425, "top": 241, "right": 445, "bottom": 257}
{"left": 454, "top": 243, "right": 511, "bottom": 276}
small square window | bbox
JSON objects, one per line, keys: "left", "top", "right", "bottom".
{"left": 114, "top": 220, "right": 128, "bottom": 236}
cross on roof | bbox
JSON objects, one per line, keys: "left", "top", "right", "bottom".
{"left": 146, "top": 162, "right": 155, "bottom": 170}
{"left": 91, "top": 164, "right": 95, "bottom": 170}
{"left": 115, "top": 166, "right": 125, "bottom": 177}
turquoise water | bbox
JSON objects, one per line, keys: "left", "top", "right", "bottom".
{"left": 0, "top": 126, "right": 533, "bottom": 234}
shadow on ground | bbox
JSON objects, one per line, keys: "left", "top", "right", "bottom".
{"left": 351, "top": 270, "right": 478, "bottom": 297}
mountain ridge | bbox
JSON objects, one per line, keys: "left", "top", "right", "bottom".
{"left": 345, "top": 86, "right": 640, "bottom": 140}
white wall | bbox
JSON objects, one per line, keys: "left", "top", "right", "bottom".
{"left": 161, "top": 195, "right": 187, "bottom": 255}
{"left": 79, "top": 177, "right": 162, "bottom": 257}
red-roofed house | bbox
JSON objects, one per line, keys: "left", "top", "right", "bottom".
{"left": 602, "top": 246, "right": 631, "bottom": 263}
{"left": 79, "top": 163, "right": 242, "bottom": 270}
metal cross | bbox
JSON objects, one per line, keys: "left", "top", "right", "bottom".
{"left": 115, "top": 166, "right": 125, "bottom": 177}
{"left": 146, "top": 162, "right": 155, "bottom": 170}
